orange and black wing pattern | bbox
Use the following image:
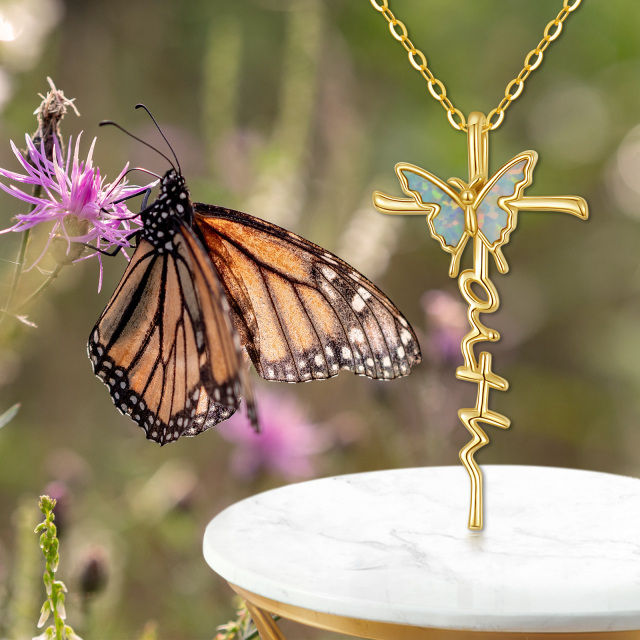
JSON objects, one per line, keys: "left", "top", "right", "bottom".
{"left": 88, "top": 216, "right": 254, "bottom": 445}
{"left": 89, "top": 162, "right": 418, "bottom": 445}
{"left": 194, "top": 203, "right": 422, "bottom": 383}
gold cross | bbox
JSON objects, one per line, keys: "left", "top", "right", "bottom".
{"left": 373, "top": 112, "right": 588, "bottom": 530}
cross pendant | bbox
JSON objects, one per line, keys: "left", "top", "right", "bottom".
{"left": 373, "top": 112, "right": 588, "bottom": 530}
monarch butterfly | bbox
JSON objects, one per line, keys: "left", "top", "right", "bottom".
{"left": 88, "top": 107, "right": 421, "bottom": 445}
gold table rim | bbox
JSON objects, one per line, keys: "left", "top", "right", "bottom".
{"left": 229, "top": 583, "right": 640, "bottom": 640}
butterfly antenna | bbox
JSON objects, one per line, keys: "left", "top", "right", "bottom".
{"left": 99, "top": 120, "right": 177, "bottom": 171}
{"left": 135, "top": 104, "right": 182, "bottom": 174}
{"left": 122, "top": 166, "right": 162, "bottom": 181}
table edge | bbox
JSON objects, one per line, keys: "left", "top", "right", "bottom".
{"left": 230, "top": 584, "right": 640, "bottom": 640}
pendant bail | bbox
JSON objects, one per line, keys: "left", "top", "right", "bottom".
{"left": 467, "top": 112, "right": 488, "bottom": 185}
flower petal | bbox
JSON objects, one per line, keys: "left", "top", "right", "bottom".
{"left": 0, "top": 133, "right": 151, "bottom": 284}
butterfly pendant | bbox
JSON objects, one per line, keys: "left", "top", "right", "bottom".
{"left": 396, "top": 151, "right": 537, "bottom": 278}
{"left": 88, "top": 164, "right": 422, "bottom": 445}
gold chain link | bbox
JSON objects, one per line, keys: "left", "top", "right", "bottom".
{"left": 370, "top": 0, "right": 583, "bottom": 132}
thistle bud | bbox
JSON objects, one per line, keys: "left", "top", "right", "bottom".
{"left": 31, "top": 77, "right": 79, "bottom": 162}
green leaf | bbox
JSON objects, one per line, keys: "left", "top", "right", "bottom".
{"left": 37, "top": 601, "right": 51, "bottom": 628}
{"left": 44, "top": 572, "right": 53, "bottom": 595}
{"left": 0, "top": 402, "right": 19, "bottom": 429}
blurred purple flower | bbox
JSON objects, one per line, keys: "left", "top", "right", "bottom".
{"left": 218, "top": 391, "right": 329, "bottom": 482}
{"left": 77, "top": 545, "right": 109, "bottom": 599}
{"left": 0, "top": 133, "right": 151, "bottom": 289}
{"left": 422, "top": 289, "right": 468, "bottom": 364}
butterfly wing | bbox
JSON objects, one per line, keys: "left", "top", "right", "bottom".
{"left": 193, "top": 203, "right": 421, "bottom": 383}
{"left": 396, "top": 163, "right": 468, "bottom": 277}
{"left": 475, "top": 151, "right": 537, "bottom": 273}
{"left": 88, "top": 222, "right": 254, "bottom": 445}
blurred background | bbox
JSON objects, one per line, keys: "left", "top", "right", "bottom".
{"left": 0, "top": 1, "right": 639, "bottom": 638}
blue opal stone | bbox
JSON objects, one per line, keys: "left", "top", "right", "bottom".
{"left": 402, "top": 170, "right": 465, "bottom": 248}
{"left": 477, "top": 159, "right": 526, "bottom": 244}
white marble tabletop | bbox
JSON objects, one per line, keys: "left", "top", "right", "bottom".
{"left": 202, "top": 465, "right": 640, "bottom": 632}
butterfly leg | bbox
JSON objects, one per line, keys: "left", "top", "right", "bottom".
{"left": 139, "top": 186, "right": 152, "bottom": 210}
{"left": 57, "top": 240, "right": 130, "bottom": 258}
{"left": 110, "top": 185, "right": 153, "bottom": 209}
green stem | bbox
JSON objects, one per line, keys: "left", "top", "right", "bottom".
{"left": 0, "top": 184, "right": 42, "bottom": 328}
{"left": 0, "top": 228, "right": 30, "bottom": 325}
{"left": 13, "top": 264, "right": 63, "bottom": 312}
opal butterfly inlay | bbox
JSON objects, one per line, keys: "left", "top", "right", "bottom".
{"left": 397, "top": 152, "right": 537, "bottom": 277}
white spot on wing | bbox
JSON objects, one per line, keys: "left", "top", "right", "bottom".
{"left": 321, "top": 266, "right": 337, "bottom": 281}
{"left": 351, "top": 294, "right": 366, "bottom": 313}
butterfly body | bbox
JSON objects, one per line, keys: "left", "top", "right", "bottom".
{"left": 90, "top": 167, "right": 421, "bottom": 445}
{"left": 397, "top": 151, "right": 538, "bottom": 277}
{"left": 139, "top": 170, "right": 192, "bottom": 251}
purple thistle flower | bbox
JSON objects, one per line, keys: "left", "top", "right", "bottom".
{"left": 218, "top": 391, "right": 330, "bottom": 482}
{"left": 0, "top": 133, "right": 152, "bottom": 290}
{"left": 422, "top": 289, "right": 468, "bottom": 364}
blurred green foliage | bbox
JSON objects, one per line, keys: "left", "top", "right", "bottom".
{"left": 0, "top": 1, "right": 639, "bottom": 638}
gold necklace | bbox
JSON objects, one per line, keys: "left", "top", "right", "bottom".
{"left": 370, "top": 0, "right": 582, "bottom": 132}
{"left": 370, "top": 1, "right": 589, "bottom": 531}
